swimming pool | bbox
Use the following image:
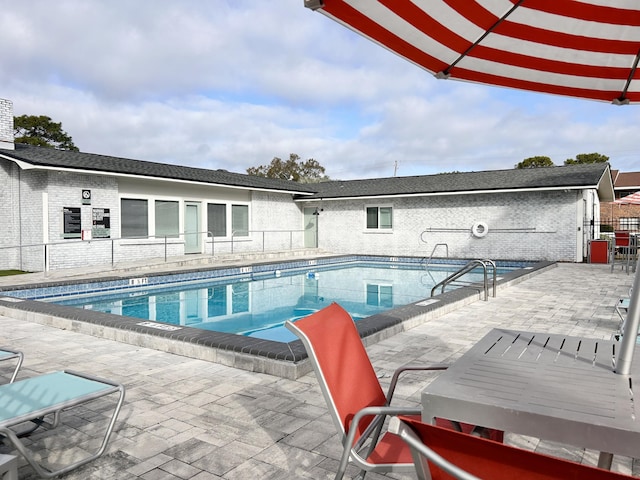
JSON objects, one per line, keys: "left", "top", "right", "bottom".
{"left": 0, "top": 255, "right": 549, "bottom": 378}
{"left": 47, "top": 261, "right": 513, "bottom": 342}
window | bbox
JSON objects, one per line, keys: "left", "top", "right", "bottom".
{"left": 121, "top": 199, "right": 148, "bottom": 238}
{"left": 207, "top": 286, "right": 227, "bottom": 317}
{"left": 232, "top": 204, "right": 249, "bottom": 236}
{"left": 366, "top": 284, "right": 393, "bottom": 307}
{"left": 620, "top": 217, "right": 640, "bottom": 231}
{"left": 231, "top": 283, "right": 249, "bottom": 314}
{"left": 155, "top": 200, "right": 179, "bottom": 238}
{"left": 366, "top": 206, "right": 393, "bottom": 230}
{"left": 207, "top": 203, "right": 227, "bottom": 237}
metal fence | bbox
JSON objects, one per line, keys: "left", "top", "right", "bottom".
{"left": 0, "top": 229, "right": 306, "bottom": 272}
{"left": 588, "top": 219, "right": 640, "bottom": 237}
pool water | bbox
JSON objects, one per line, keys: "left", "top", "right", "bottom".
{"left": 51, "top": 262, "right": 505, "bottom": 342}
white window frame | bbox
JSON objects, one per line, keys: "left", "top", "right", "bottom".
{"left": 232, "top": 203, "right": 250, "bottom": 237}
{"left": 120, "top": 195, "right": 184, "bottom": 241}
{"left": 207, "top": 202, "right": 227, "bottom": 238}
{"left": 155, "top": 200, "right": 180, "bottom": 238}
{"left": 620, "top": 217, "right": 640, "bottom": 231}
{"left": 365, "top": 204, "right": 393, "bottom": 231}
{"left": 121, "top": 198, "right": 149, "bottom": 239}
{"left": 364, "top": 282, "right": 393, "bottom": 307}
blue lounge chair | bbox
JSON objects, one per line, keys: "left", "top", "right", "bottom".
{"left": 0, "top": 348, "right": 23, "bottom": 384}
{"left": 0, "top": 370, "right": 125, "bottom": 479}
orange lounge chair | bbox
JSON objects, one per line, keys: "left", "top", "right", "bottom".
{"left": 285, "top": 302, "right": 501, "bottom": 480}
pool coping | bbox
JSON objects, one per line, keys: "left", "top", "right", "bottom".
{"left": 0, "top": 256, "right": 555, "bottom": 379}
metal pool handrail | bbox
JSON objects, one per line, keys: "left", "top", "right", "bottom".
{"left": 430, "top": 259, "right": 496, "bottom": 301}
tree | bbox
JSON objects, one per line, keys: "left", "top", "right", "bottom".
{"left": 564, "top": 152, "right": 609, "bottom": 165}
{"left": 247, "top": 153, "right": 329, "bottom": 183}
{"left": 515, "top": 156, "right": 554, "bottom": 169}
{"left": 14, "top": 115, "right": 79, "bottom": 151}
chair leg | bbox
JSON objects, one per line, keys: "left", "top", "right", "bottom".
{"left": 0, "top": 383, "right": 124, "bottom": 479}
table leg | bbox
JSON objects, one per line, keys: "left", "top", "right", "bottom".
{"left": 597, "top": 452, "right": 613, "bottom": 470}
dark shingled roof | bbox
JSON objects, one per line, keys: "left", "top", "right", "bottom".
{"left": 0, "top": 144, "right": 612, "bottom": 201}
{"left": 1, "top": 143, "right": 316, "bottom": 195}
{"left": 299, "top": 163, "right": 611, "bottom": 199}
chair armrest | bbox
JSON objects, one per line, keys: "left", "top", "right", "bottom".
{"left": 338, "top": 405, "right": 421, "bottom": 476}
{"left": 389, "top": 417, "right": 480, "bottom": 480}
{"left": 386, "top": 364, "right": 450, "bottom": 403}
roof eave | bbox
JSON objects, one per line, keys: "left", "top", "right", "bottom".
{"left": 596, "top": 164, "right": 615, "bottom": 202}
{"left": 0, "top": 153, "right": 315, "bottom": 196}
{"left": 294, "top": 185, "right": 596, "bottom": 202}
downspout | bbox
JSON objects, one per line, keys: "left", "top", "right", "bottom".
{"left": 18, "top": 165, "right": 22, "bottom": 270}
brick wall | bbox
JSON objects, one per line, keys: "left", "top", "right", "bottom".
{"left": 0, "top": 98, "right": 14, "bottom": 150}
{"left": 316, "top": 190, "right": 579, "bottom": 262}
{"left": 0, "top": 159, "right": 20, "bottom": 269}
{"left": 600, "top": 202, "right": 640, "bottom": 230}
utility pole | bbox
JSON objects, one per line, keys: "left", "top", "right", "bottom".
{"left": 393, "top": 160, "right": 398, "bottom": 176}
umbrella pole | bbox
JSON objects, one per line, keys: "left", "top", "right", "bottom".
{"left": 616, "top": 253, "right": 640, "bottom": 375}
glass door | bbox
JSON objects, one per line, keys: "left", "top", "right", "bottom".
{"left": 184, "top": 202, "right": 201, "bottom": 254}
{"left": 303, "top": 207, "right": 318, "bottom": 248}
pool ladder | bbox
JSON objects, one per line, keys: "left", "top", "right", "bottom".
{"left": 430, "top": 259, "right": 497, "bottom": 301}
{"left": 421, "top": 243, "right": 449, "bottom": 269}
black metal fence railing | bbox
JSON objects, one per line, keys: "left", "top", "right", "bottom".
{"left": 587, "top": 219, "right": 640, "bottom": 234}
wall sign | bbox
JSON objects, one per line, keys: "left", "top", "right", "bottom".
{"left": 63, "top": 207, "right": 81, "bottom": 238}
{"left": 82, "top": 189, "right": 91, "bottom": 205}
{"left": 92, "top": 208, "right": 111, "bottom": 238}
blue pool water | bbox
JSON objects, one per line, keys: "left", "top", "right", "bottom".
{"left": 45, "top": 260, "right": 514, "bottom": 343}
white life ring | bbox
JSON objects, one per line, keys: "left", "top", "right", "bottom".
{"left": 471, "top": 222, "right": 489, "bottom": 238}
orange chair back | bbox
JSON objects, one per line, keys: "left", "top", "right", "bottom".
{"left": 615, "top": 231, "right": 630, "bottom": 247}
{"left": 288, "top": 303, "right": 387, "bottom": 440}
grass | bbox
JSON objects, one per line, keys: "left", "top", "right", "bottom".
{"left": 0, "top": 270, "right": 28, "bottom": 277}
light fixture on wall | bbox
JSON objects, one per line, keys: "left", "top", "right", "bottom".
{"left": 312, "top": 208, "right": 324, "bottom": 216}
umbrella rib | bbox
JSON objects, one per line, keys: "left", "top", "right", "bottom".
{"left": 616, "top": 49, "right": 640, "bottom": 104}
{"left": 440, "top": 0, "right": 527, "bottom": 78}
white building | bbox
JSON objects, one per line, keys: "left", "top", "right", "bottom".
{"left": 0, "top": 98, "right": 614, "bottom": 272}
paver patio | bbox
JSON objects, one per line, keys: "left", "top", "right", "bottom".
{"left": 0, "top": 262, "right": 638, "bottom": 479}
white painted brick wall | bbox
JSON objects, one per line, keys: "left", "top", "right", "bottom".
{"left": 317, "top": 190, "right": 579, "bottom": 262}
{"left": 248, "top": 191, "right": 304, "bottom": 250}
{"left": 0, "top": 98, "right": 14, "bottom": 149}
{"left": 9, "top": 170, "right": 47, "bottom": 271}
{"left": 3, "top": 157, "right": 587, "bottom": 271}
{"left": 0, "top": 159, "right": 20, "bottom": 269}
{"left": 45, "top": 171, "right": 120, "bottom": 270}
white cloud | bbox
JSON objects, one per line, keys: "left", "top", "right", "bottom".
{"left": 3, "top": 0, "right": 640, "bottom": 180}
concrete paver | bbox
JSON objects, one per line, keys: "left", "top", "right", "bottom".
{"left": 0, "top": 262, "right": 638, "bottom": 478}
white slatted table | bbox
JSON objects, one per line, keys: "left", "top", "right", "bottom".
{"left": 422, "top": 329, "right": 640, "bottom": 465}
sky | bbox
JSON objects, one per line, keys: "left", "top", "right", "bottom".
{"left": 3, "top": 0, "right": 640, "bottom": 180}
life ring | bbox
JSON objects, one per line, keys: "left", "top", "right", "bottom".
{"left": 471, "top": 222, "right": 489, "bottom": 238}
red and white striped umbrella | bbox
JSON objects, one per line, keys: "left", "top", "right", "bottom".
{"left": 304, "top": 0, "right": 640, "bottom": 104}
{"left": 305, "top": 0, "right": 640, "bottom": 375}
{"left": 614, "top": 191, "right": 640, "bottom": 204}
